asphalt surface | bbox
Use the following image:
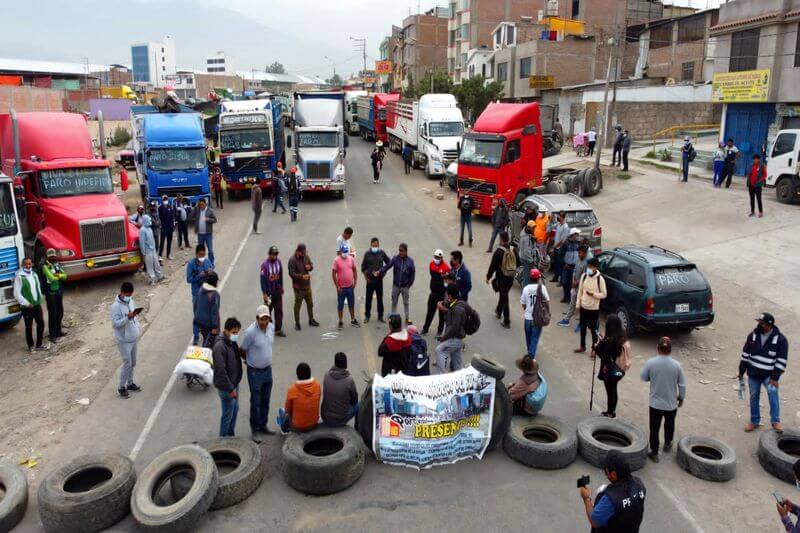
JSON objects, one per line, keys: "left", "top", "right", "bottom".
{"left": 20, "top": 137, "right": 725, "bottom": 532}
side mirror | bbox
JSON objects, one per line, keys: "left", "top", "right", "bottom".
{"left": 457, "top": 142, "right": 461, "bottom": 153}
{"left": 344, "top": 135, "right": 349, "bottom": 148}
{"left": 208, "top": 150, "right": 217, "bottom": 163}
{"left": 136, "top": 152, "right": 143, "bottom": 165}
{"left": 15, "top": 198, "right": 25, "bottom": 219}
{"left": 287, "top": 136, "right": 292, "bottom": 149}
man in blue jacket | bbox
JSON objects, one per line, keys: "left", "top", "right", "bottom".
{"left": 450, "top": 250, "right": 472, "bottom": 302}
{"left": 739, "top": 312, "right": 789, "bottom": 433}
{"left": 379, "top": 243, "right": 415, "bottom": 325}
{"left": 157, "top": 195, "right": 175, "bottom": 260}
{"left": 186, "top": 244, "right": 215, "bottom": 345}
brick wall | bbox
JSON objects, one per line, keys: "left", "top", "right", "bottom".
{"left": 609, "top": 102, "right": 721, "bottom": 141}
{"left": 0, "top": 86, "right": 65, "bottom": 113}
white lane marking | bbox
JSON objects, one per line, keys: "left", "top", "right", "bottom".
{"left": 321, "top": 331, "right": 339, "bottom": 340}
{"left": 656, "top": 481, "right": 703, "bottom": 532}
{"left": 129, "top": 227, "right": 253, "bottom": 461}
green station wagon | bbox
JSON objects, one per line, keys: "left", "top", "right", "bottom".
{"left": 596, "top": 245, "right": 714, "bottom": 336}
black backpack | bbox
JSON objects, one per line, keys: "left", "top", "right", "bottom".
{"left": 462, "top": 301, "right": 480, "bottom": 335}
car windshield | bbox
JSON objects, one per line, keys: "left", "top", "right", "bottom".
{"left": 39, "top": 168, "right": 113, "bottom": 198}
{"left": 565, "top": 210, "right": 598, "bottom": 227}
{"left": 0, "top": 185, "right": 17, "bottom": 237}
{"left": 654, "top": 266, "right": 708, "bottom": 293}
{"left": 429, "top": 122, "right": 464, "bottom": 137}
{"left": 148, "top": 148, "right": 207, "bottom": 171}
{"left": 220, "top": 130, "right": 272, "bottom": 152}
{"left": 459, "top": 137, "right": 503, "bottom": 168}
{"left": 297, "top": 132, "right": 339, "bottom": 148}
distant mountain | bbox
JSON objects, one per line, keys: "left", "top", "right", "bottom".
{"left": 1, "top": 0, "right": 349, "bottom": 75}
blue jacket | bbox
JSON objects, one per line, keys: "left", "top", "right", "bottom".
{"left": 381, "top": 255, "right": 415, "bottom": 288}
{"left": 453, "top": 263, "right": 472, "bottom": 301}
{"left": 186, "top": 257, "right": 215, "bottom": 299}
{"left": 158, "top": 203, "right": 175, "bottom": 233}
{"left": 406, "top": 332, "right": 429, "bottom": 376}
{"left": 139, "top": 215, "right": 156, "bottom": 254}
{"left": 193, "top": 284, "right": 220, "bottom": 330}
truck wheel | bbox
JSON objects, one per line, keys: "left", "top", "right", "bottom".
{"left": 0, "top": 461, "right": 27, "bottom": 533}
{"left": 470, "top": 355, "right": 506, "bottom": 380}
{"left": 577, "top": 417, "right": 648, "bottom": 472}
{"left": 676, "top": 436, "right": 736, "bottom": 482}
{"left": 281, "top": 426, "right": 365, "bottom": 495}
{"left": 489, "top": 381, "right": 512, "bottom": 450}
{"left": 583, "top": 168, "right": 602, "bottom": 197}
{"left": 567, "top": 172, "right": 585, "bottom": 197}
{"left": 503, "top": 416, "right": 578, "bottom": 470}
{"left": 544, "top": 180, "right": 562, "bottom": 194}
{"left": 776, "top": 177, "right": 798, "bottom": 204}
{"left": 758, "top": 428, "right": 800, "bottom": 484}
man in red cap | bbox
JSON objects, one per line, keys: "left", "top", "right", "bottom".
{"left": 287, "top": 166, "right": 301, "bottom": 222}
{"left": 520, "top": 268, "right": 550, "bottom": 358}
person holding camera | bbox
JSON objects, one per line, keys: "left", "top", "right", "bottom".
{"left": 578, "top": 450, "right": 646, "bottom": 532}
{"left": 776, "top": 460, "right": 800, "bottom": 532}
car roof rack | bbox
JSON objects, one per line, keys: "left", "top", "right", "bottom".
{"left": 614, "top": 247, "right": 649, "bottom": 262}
{"left": 647, "top": 245, "right": 685, "bottom": 260}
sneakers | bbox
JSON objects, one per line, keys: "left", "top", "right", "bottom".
{"left": 309, "top": 319, "right": 320, "bottom": 327}
{"left": 127, "top": 383, "right": 142, "bottom": 392}
{"left": 772, "top": 422, "right": 784, "bottom": 433}
{"left": 275, "top": 330, "right": 287, "bottom": 338}
{"left": 663, "top": 442, "right": 672, "bottom": 453}
{"left": 647, "top": 451, "right": 660, "bottom": 463}
{"left": 574, "top": 347, "right": 586, "bottom": 353}
{"left": 744, "top": 423, "right": 761, "bottom": 432}
{"left": 338, "top": 321, "right": 344, "bottom": 330}
{"left": 34, "top": 343, "right": 50, "bottom": 352}
{"left": 377, "top": 317, "right": 385, "bottom": 323}
{"left": 351, "top": 319, "right": 360, "bottom": 327}
{"left": 258, "top": 426, "right": 276, "bottom": 436}
{"left": 557, "top": 319, "right": 569, "bottom": 327}
{"left": 118, "top": 387, "right": 130, "bottom": 399}
{"left": 758, "top": 213, "right": 764, "bottom": 218}
{"left": 501, "top": 322, "right": 510, "bottom": 329}
{"left": 363, "top": 317, "right": 370, "bottom": 324}
{"left": 251, "top": 432, "right": 262, "bottom": 444}
{"left": 295, "top": 324, "right": 301, "bottom": 331}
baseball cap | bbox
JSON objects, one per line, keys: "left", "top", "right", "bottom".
{"left": 46, "top": 248, "right": 57, "bottom": 258}
{"left": 569, "top": 228, "right": 581, "bottom": 236}
{"left": 526, "top": 220, "right": 536, "bottom": 229}
{"left": 529, "top": 268, "right": 541, "bottom": 280}
{"left": 256, "top": 305, "right": 271, "bottom": 318}
{"left": 339, "top": 244, "right": 350, "bottom": 254}
{"left": 269, "top": 245, "right": 279, "bottom": 254}
{"left": 756, "top": 312, "right": 775, "bottom": 326}
{"left": 433, "top": 249, "right": 444, "bottom": 258}
{"left": 538, "top": 206, "right": 549, "bottom": 213}
{"left": 296, "top": 243, "right": 307, "bottom": 251}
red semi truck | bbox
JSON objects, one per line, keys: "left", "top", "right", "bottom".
{"left": 0, "top": 111, "right": 141, "bottom": 279}
{"left": 456, "top": 102, "right": 600, "bottom": 216}
{"left": 356, "top": 93, "right": 400, "bottom": 143}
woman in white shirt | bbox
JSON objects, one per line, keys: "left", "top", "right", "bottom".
{"left": 520, "top": 268, "right": 550, "bottom": 358}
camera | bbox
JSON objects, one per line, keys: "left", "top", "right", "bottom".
{"left": 577, "top": 475, "right": 590, "bottom": 488}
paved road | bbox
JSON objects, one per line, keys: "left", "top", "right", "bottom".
{"left": 22, "top": 137, "right": 774, "bottom": 532}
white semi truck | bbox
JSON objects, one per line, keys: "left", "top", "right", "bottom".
{"left": 386, "top": 93, "right": 465, "bottom": 179}
{"left": 344, "top": 90, "right": 367, "bottom": 136}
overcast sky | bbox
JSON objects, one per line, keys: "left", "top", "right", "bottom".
{"left": 2, "top": 0, "right": 725, "bottom": 75}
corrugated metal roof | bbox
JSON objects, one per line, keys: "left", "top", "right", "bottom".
{"left": 0, "top": 57, "right": 109, "bottom": 75}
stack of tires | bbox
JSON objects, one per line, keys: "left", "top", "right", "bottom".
{"left": 561, "top": 168, "right": 602, "bottom": 198}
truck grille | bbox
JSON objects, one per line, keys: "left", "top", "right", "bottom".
{"left": 227, "top": 156, "right": 269, "bottom": 173}
{"left": 306, "top": 162, "right": 331, "bottom": 181}
{"left": 458, "top": 178, "right": 497, "bottom": 195}
{"left": 80, "top": 218, "right": 127, "bottom": 256}
{"left": 157, "top": 185, "right": 203, "bottom": 198}
{"left": 443, "top": 149, "right": 459, "bottom": 161}
{"left": 0, "top": 247, "right": 19, "bottom": 282}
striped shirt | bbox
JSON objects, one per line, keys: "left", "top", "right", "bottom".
{"left": 739, "top": 326, "right": 788, "bottom": 381}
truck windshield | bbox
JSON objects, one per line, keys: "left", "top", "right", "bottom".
{"left": 297, "top": 132, "right": 339, "bottom": 148}
{"left": 459, "top": 137, "right": 503, "bottom": 168}
{"left": 39, "top": 168, "right": 113, "bottom": 198}
{"left": 220, "top": 130, "right": 272, "bottom": 153}
{"left": 430, "top": 122, "right": 465, "bottom": 137}
{"left": 148, "top": 148, "right": 207, "bottom": 171}
{"left": 0, "top": 185, "right": 18, "bottom": 237}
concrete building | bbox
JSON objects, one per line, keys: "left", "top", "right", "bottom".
{"left": 398, "top": 8, "right": 449, "bottom": 91}
{"left": 206, "top": 51, "right": 234, "bottom": 74}
{"left": 379, "top": 28, "right": 401, "bottom": 92}
{"left": 709, "top": 0, "right": 800, "bottom": 175}
{"left": 130, "top": 37, "right": 176, "bottom": 88}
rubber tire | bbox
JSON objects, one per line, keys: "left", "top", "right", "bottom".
{"left": 758, "top": 429, "right": 800, "bottom": 484}
{"left": 776, "top": 177, "right": 797, "bottom": 204}
{"left": 37, "top": 453, "right": 135, "bottom": 533}
{"left": 503, "top": 416, "right": 578, "bottom": 469}
{"left": 544, "top": 180, "right": 562, "bottom": 194}
{"left": 0, "top": 461, "right": 27, "bottom": 532}
{"left": 170, "top": 437, "right": 264, "bottom": 510}
{"left": 471, "top": 355, "right": 506, "bottom": 380}
{"left": 282, "top": 426, "right": 365, "bottom": 495}
{"left": 583, "top": 167, "right": 602, "bottom": 197}
{"left": 488, "top": 380, "right": 512, "bottom": 450}
{"left": 676, "top": 436, "right": 736, "bottom": 482}
{"left": 577, "top": 417, "right": 648, "bottom": 471}
{"left": 131, "top": 445, "right": 218, "bottom": 532}
{"left": 356, "top": 382, "right": 374, "bottom": 448}
{"left": 567, "top": 172, "right": 585, "bottom": 197}
{"left": 616, "top": 306, "right": 637, "bottom": 338}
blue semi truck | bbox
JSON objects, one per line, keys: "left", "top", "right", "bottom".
{"left": 130, "top": 105, "right": 210, "bottom": 204}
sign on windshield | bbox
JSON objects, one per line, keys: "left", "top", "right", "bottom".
{"left": 148, "top": 148, "right": 207, "bottom": 171}
{"left": 298, "top": 132, "right": 339, "bottom": 148}
{"left": 0, "top": 186, "right": 17, "bottom": 236}
{"left": 459, "top": 138, "right": 503, "bottom": 168}
{"left": 429, "top": 122, "right": 464, "bottom": 137}
{"left": 39, "top": 168, "right": 113, "bottom": 198}
{"left": 220, "top": 113, "right": 268, "bottom": 126}
{"left": 220, "top": 130, "right": 272, "bottom": 153}
{"left": 654, "top": 267, "right": 707, "bottom": 293}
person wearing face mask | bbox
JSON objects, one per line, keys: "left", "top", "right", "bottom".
{"left": 361, "top": 237, "right": 390, "bottom": 324}
{"left": 110, "top": 282, "right": 142, "bottom": 399}
{"left": 147, "top": 201, "right": 161, "bottom": 254}
{"left": 421, "top": 249, "right": 450, "bottom": 336}
{"left": 775, "top": 460, "right": 800, "bottom": 532}
{"left": 239, "top": 305, "right": 277, "bottom": 442}
{"left": 175, "top": 194, "right": 190, "bottom": 249}
{"left": 739, "top": 312, "right": 788, "bottom": 433}
{"left": 186, "top": 244, "right": 215, "bottom": 345}
{"left": 575, "top": 257, "right": 606, "bottom": 354}
{"left": 42, "top": 249, "right": 67, "bottom": 344}
{"left": 287, "top": 243, "right": 319, "bottom": 331}
{"left": 157, "top": 195, "right": 175, "bottom": 260}
{"left": 212, "top": 317, "right": 243, "bottom": 437}
{"left": 128, "top": 204, "right": 145, "bottom": 227}
{"left": 14, "top": 257, "right": 48, "bottom": 353}
{"left": 139, "top": 214, "right": 163, "bottom": 286}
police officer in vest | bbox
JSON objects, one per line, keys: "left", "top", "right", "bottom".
{"left": 579, "top": 450, "right": 646, "bottom": 532}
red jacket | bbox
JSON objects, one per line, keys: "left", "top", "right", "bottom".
{"left": 428, "top": 260, "right": 451, "bottom": 293}
{"left": 748, "top": 163, "right": 766, "bottom": 187}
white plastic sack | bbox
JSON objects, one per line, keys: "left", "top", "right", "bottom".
{"left": 173, "top": 345, "right": 214, "bottom": 385}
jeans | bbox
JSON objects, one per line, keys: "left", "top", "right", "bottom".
{"left": 648, "top": 406, "right": 676, "bottom": 453}
{"left": 337, "top": 286, "right": 355, "bottom": 313}
{"left": 248, "top": 366, "right": 273, "bottom": 432}
{"left": 748, "top": 186, "right": 763, "bottom": 214}
{"left": 524, "top": 319, "right": 542, "bottom": 358}
{"left": 158, "top": 229, "right": 173, "bottom": 257}
{"left": 117, "top": 340, "right": 137, "bottom": 389}
{"left": 218, "top": 387, "right": 239, "bottom": 437}
{"left": 273, "top": 192, "right": 286, "bottom": 212}
{"left": 404, "top": 160, "right": 411, "bottom": 174}
{"left": 293, "top": 287, "right": 314, "bottom": 325}
{"left": 495, "top": 285, "right": 510, "bottom": 325}
{"left": 712, "top": 160, "right": 724, "bottom": 186}
{"left": 561, "top": 265, "right": 575, "bottom": 302}
{"left": 604, "top": 378, "right": 619, "bottom": 414}
{"left": 45, "top": 292, "right": 64, "bottom": 341}
{"left": 588, "top": 141, "right": 596, "bottom": 156}
{"left": 564, "top": 287, "right": 578, "bottom": 322}
{"left": 748, "top": 375, "right": 780, "bottom": 424}
{"left": 391, "top": 285, "right": 411, "bottom": 321}
{"left": 723, "top": 161, "right": 735, "bottom": 188}
{"left": 252, "top": 209, "right": 261, "bottom": 232}
{"left": 322, "top": 403, "right": 360, "bottom": 427}
{"left": 459, "top": 215, "right": 473, "bottom": 243}
{"left": 267, "top": 289, "right": 283, "bottom": 332}
{"left": 22, "top": 305, "right": 44, "bottom": 348}
{"left": 144, "top": 251, "right": 163, "bottom": 283}
{"left": 177, "top": 221, "right": 190, "bottom": 247}
{"left": 423, "top": 292, "right": 445, "bottom": 334}
{"left": 198, "top": 233, "right": 214, "bottom": 264}
{"left": 612, "top": 145, "right": 621, "bottom": 166}
{"left": 681, "top": 153, "right": 690, "bottom": 182}
{"left": 365, "top": 279, "right": 384, "bottom": 320}
{"left": 488, "top": 227, "right": 502, "bottom": 251}
{"left": 579, "top": 308, "right": 599, "bottom": 349}
{"left": 436, "top": 338, "right": 464, "bottom": 373}
{"left": 288, "top": 194, "right": 299, "bottom": 221}
{"left": 622, "top": 150, "right": 629, "bottom": 171}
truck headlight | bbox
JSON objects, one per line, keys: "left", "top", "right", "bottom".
{"left": 429, "top": 153, "right": 442, "bottom": 162}
{"left": 334, "top": 164, "right": 345, "bottom": 181}
{"left": 56, "top": 249, "right": 76, "bottom": 258}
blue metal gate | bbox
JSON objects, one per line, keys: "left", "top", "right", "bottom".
{"left": 724, "top": 103, "right": 776, "bottom": 175}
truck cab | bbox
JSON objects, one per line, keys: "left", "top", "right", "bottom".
{"left": 0, "top": 173, "right": 25, "bottom": 325}
{"left": 344, "top": 91, "right": 367, "bottom": 135}
{"left": 0, "top": 111, "right": 141, "bottom": 279}
{"left": 130, "top": 106, "right": 210, "bottom": 204}
{"left": 766, "top": 129, "right": 800, "bottom": 204}
{"left": 457, "top": 102, "right": 543, "bottom": 216}
{"left": 356, "top": 93, "right": 400, "bottom": 143}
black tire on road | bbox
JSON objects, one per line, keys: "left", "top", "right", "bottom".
{"left": 282, "top": 426, "right": 365, "bottom": 495}
{"left": 583, "top": 167, "right": 602, "bottom": 196}
{"left": 567, "top": 171, "right": 585, "bottom": 197}
{"left": 776, "top": 177, "right": 798, "bottom": 204}
{"left": 676, "top": 436, "right": 736, "bottom": 482}
{"left": 0, "top": 461, "right": 27, "bottom": 532}
{"left": 37, "top": 453, "right": 135, "bottom": 533}
{"left": 544, "top": 180, "right": 563, "bottom": 195}
{"left": 131, "top": 445, "right": 218, "bottom": 532}
{"left": 471, "top": 355, "right": 506, "bottom": 380}
{"left": 577, "top": 417, "right": 648, "bottom": 471}
{"left": 356, "top": 383, "right": 375, "bottom": 449}
{"left": 170, "top": 437, "right": 264, "bottom": 511}
{"left": 488, "top": 380, "right": 512, "bottom": 450}
{"left": 758, "top": 429, "right": 800, "bottom": 484}
{"left": 616, "top": 306, "right": 637, "bottom": 338}
{"left": 503, "top": 416, "right": 578, "bottom": 469}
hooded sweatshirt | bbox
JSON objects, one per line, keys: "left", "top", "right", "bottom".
{"left": 139, "top": 215, "right": 157, "bottom": 254}
{"left": 577, "top": 270, "right": 607, "bottom": 311}
{"left": 321, "top": 366, "right": 358, "bottom": 424}
{"left": 13, "top": 268, "right": 43, "bottom": 307}
{"left": 285, "top": 378, "right": 321, "bottom": 431}
{"left": 378, "top": 330, "right": 412, "bottom": 376}
{"left": 193, "top": 283, "right": 220, "bottom": 330}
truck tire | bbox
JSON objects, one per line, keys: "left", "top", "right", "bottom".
{"left": 38, "top": 453, "right": 135, "bottom": 533}
{"left": 503, "top": 416, "right": 578, "bottom": 469}
{"left": 577, "top": 417, "right": 648, "bottom": 471}
{"left": 0, "top": 461, "right": 27, "bottom": 532}
{"left": 583, "top": 167, "right": 602, "bottom": 197}
{"left": 470, "top": 355, "right": 506, "bottom": 380}
{"left": 131, "top": 445, "right": 218, "bottom": 532}
{"left": 544, "top": 180, "right": 561, "bottom": 195}
{"left": 758, "top": 429, "right": 800, "bottom": 484}
{"left": 489, "top": 381, "right": 512, "bottom": 450}
{"left": 776, "top": 177, "right": 798, "bottom": 204}
{"left": 676, "top": 436, "right": 736, "bottom": 482}
{"left": 170, "top": 437, "right": 264, "bottom": 511}
{"left": 566, "top": 172, "right": 585, "bottom": 197}
{"left": 282, "top": 426, "right": 365, "bottom": 495}
{"left": 356, "top": 382, "right": 374, "bottom": 449}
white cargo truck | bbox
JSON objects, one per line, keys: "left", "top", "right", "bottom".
{"left": 766, "top": 129, "right": 800, "bottom": 203}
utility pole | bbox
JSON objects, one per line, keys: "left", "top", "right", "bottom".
{"left": 594, "top": 37, "right": 617, "bottom": 170}
{"left": 349, "top": 36, "right": 368, "bottom": 88}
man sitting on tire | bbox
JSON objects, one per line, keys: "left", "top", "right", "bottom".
{"left": 321, "top": 352, "right": 359, "bottom": 427}
{"left": 579, "top": 450, "right": 646, "bottom": 531}
{"left": 278, "top": 363, "right": 321, "bottom": 433}
{"left": 507, "top": 355, "right": 542, "bottom": 415}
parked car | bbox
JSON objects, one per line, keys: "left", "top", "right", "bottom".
{"left": 445, "top": 161, "right": 457, "bottom": 190}
{"left": 509, "top": 193, "right": 601, "bottom": 255}
{"left": 115, "top": 140, "right": 135, "bottom": 169}
{"left": 596, "top": 245, "right": 714, "bottom": 336}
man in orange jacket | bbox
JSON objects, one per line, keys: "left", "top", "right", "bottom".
{"left": 278, "top": 362, "right": 321, "bottom": 433}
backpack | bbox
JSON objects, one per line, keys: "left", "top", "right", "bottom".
{"left": 688, "top": 146, "right": 697, "bottom": 162}
{"left": 532, "top": 283, "right": 551, "bottom": 327}
{"left": 500, "top": 247, "right": 517, "bottom": 277}
{"left": 459, "top": 196, "right": 472, "bottom": 211}
{"left": 462, "top": 301, "right": 481, "bottom": 335}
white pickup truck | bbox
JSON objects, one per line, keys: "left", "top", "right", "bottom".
{"left": 766, "top": 129, "right": 800, "bottom": 203}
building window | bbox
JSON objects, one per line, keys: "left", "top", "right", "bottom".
{"left": 649, "top": 23, "right": 672, "bottom": 49}
{"left": 572, "top": 0, "right": 580, "bottom": 18}
{"left": 482, "top": 64, "right": 486, "bottom": 77}
{"left": 161, "top": 48, "right": 164, "bottom": 53}
{"left": 461, "top": 24, "right": 469, "bottom": 40}
{"left": 448, "top": 58, "right": 455, "bottom": 72}
{"left": 461, "top": 53, "right": 468, "bottom": 67}
{"left": 506, "top": 25, "right": 515, "bottom": 45}
{"left": 449, "top": 30, "right": 456, "bottom": 45}
{"left": 681, "top": 61, "right": 695, "bottom": 82}
{"left": 497, "top": 62, "right": 508, "bottom": 81}
{"left": 678, "top": 15, "right": 705, "bottom": 42}
{"left": 730, "top": 29, "right": 759, "bottom": 72}
{"left": 519, "top": 57, "right": 531, "bottom": 78}
{"left": 795, "top": 24, "right": 800, "bottom": 67}
{"left": 449, "top": 3, "right": 456, "bottom": 18}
